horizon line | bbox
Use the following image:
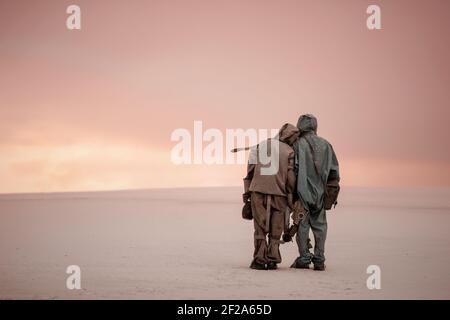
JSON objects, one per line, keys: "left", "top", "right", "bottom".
{"left": 1, "top": 184, "right": 450, "bottom": 197}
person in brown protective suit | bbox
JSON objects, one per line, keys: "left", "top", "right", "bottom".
{"left": 242, "top": 123, "right": 299, "bottom": 270}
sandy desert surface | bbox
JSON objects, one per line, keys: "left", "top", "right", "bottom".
{"left": 0, "top": 186, "right": 449, "bottom": 299}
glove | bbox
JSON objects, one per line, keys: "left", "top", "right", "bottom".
{"left": 282, "top": 223, "right": 298, "bottom": 242}
{"left": 282, "top": 233, "right": 292, "bottom": 242}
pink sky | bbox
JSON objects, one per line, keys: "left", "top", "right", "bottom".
{"left": 1, "top": 0, "right": 449, "bottom": 193}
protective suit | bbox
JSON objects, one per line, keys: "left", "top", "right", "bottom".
{"left": 243, "top": 123, "right": 299, "bottom": 270}
{"left": 291, "top": 114, "right": 339, "bottom": 270}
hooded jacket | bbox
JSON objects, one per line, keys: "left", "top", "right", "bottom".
{"left": 244, "top": 123, "right": 299, "bottom": 197}
{"left": 294, "top": 114, "right": 340, "bottom": 213}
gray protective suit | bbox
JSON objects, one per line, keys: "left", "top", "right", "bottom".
{"left": 293, "top": 114, "right": 339, "bottom": 267}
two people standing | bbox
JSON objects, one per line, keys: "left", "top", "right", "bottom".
{"left": 242, "top": 114, "right": 340, "bottom": 271}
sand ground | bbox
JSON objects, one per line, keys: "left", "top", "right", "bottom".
{"left": 0, "top": 187, "right": 449, "bottom": 299}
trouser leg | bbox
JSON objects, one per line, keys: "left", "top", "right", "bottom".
{"left": 267, "top": 209, "right": 284, "bottom": 263}
{"left": 253, "top": 218, "right": 268, "bottom": 264}
{"left": 310, "top": 208, "right": 327, "bottom": 265}
{"left": 296, "top": 213, "right": 313, "bottom": 265}
{"left": 251, "top": 192, "right": 268, "bottom": 265}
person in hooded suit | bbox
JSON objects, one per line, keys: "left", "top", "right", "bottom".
{"left": 243, "top": 123, "right": 299, "bottom": 270}
{"left": 291, "top": 114, "right": 340, "bottom": 271}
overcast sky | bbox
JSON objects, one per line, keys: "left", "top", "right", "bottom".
{"left": 1, "top": 0, "right": 449, "bottom": 193}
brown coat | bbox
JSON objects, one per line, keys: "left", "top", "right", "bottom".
{"left": 243, "top": 123, "right": 299, "bottom": 197}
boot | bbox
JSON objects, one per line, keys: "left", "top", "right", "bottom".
{"left": 313, "top": 264, "right": 326, "bottom": 271}
{"left": 250, "top": 260, "right": 266, "bottom": 270}
{"left": 290, "top": 258, "right": 310, "bottom": 269}
{"left": 267, "top": 262, "right": 278, "bottom": 270}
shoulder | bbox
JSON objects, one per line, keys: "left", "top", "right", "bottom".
{"left": 279, "top": 140, "right": 294, "bottom": 153}
{"left": 315, "top": 136, "right": 336, "bottom": 157}
{"left": 316, "top": 135, "right": 333, "bottom": 148}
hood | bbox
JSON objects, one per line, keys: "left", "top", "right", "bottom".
{"left": 278, "top": 123, "right": 300, "bottom": 146}
{"left": 297, "top": 114, "right": 318, "bottom": 134}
